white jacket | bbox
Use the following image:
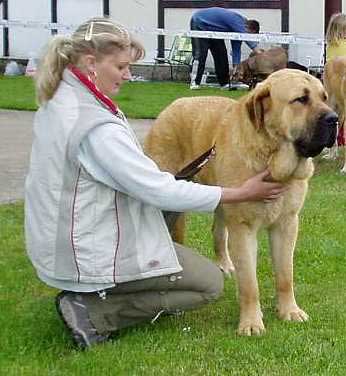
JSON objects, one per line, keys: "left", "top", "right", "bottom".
{"left": 25, "top": 69, "right": 221, "bottom": 285}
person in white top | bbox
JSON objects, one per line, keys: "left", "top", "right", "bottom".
{"left": 25, "top": 17, "right": 285, "bottom": 348}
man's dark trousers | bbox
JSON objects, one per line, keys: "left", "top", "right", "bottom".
{"left": 192, "top": 37, "right": 229, "bottom": 86}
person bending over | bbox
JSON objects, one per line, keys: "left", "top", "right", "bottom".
{"left": 190, "top": 6, "right": 260, "bottom": 89}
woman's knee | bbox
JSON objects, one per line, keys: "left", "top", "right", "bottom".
{"left": 202, "top": 264, "right": 224, "bottom": 302}
{"left": 174, "top": 243, "right": 224, "bottom": 301}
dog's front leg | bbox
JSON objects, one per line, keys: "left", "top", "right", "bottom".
{"left": 269, "top": 215, "right": 308, "bottom": 322}
{"left": 228, "top": 224, "right": 264, "bottom": 336}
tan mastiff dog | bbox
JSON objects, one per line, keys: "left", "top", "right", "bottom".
{"left": 145, "top": 69, "right": 338, "bottom": 335}
{"left": 323, "top": 56, "right": 346, "bottom": 173}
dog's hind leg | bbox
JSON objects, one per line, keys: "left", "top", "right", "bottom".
{"left": 169, "top": 213, "right": 186, "bottom": 244}
{"left": 269, "top": 214, "right": 309, "bottom": 323}
{"left": 212, "top": 206, "right": 234, "bottom": 275}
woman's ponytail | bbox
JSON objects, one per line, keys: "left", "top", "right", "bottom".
{"left": 35, "top": 36, "right": 73, "bottom": 105}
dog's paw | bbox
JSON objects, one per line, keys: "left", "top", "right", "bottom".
{"left": 237, "top": 317, "right": 265, "bottom": 336}
{"left": 340, "top": 166, "right": 346, "bottom": 174}
{"left": 278, "top": 306, "right": 309, "bottom": 322}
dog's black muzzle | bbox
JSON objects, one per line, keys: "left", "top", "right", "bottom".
{"left": 294, "top": 111, "right": 338, "bottom": 158}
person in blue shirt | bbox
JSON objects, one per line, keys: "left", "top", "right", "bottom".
{"left": 190, "top": 7, "right": 260, "bottom": 89}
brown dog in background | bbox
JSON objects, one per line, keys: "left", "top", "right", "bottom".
{"left": 145, "top": 69, "right": 337, "bottom": 336}
{"left": 232, "top": 46, "right": 288, "bottom": 88}
{"left": 323, "top": 56, "right": 346, "bottom": 173}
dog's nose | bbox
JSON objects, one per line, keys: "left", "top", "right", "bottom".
{"left": 319, "top": 111, "right": 338, "bottom": 148}
{"left": 321, "top": 112, "right": 338, "bottom": 127}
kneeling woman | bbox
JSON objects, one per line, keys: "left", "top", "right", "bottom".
{"left": 25, "top": 17, "right": 285, "bottom": 348}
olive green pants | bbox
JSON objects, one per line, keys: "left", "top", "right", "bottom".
{"left": 82, "top": 243, "right": 224, "bottom": 334}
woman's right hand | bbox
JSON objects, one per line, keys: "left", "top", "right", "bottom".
{"left": 220, "top": 169, "right": 286, "bottom": 204}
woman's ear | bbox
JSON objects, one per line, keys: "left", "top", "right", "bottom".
{"left": 81, "top": 54, "right": 97, "bottom": 73}
{"left": 246, "top": 84, "right": 271, "bottom": 130}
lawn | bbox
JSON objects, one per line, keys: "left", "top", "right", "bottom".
{"left": 0, "top": 75, "right": 245, "bottom": 118}
{"left": 1, "top": 160, "right": 346, "bottom": 375}
{"left": 1, "top": 76, "right": 346, "bottom": 375}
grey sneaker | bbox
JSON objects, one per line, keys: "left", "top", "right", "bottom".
{"left": 56, "top": 291, "right": 110, "bottom": 348}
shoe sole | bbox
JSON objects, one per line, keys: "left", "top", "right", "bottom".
{"left": 56, "top": 292, "right": 109, "bottom": 349}
{"left": 56, "top": 292, "right": 91, "bottom": 348}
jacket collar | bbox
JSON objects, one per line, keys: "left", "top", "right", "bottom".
{"left": 64, "top": 64, "right": 118, "bottom": 115}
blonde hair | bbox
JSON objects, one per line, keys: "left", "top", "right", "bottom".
{"left": 326, "top": 13, "right": 346, "bottom": 46}
{"left": 35, "top": 17, "right": 145, "bottom": 104}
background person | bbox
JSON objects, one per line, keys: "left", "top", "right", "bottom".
{"left": 190, "top": 6, "right": 260, "bottom": 89}
{"left": 25, "top": 17, "right": 285, "bottom": 348}
{"left": 325, "top": 12, "right": 346, "bottom": 148}
{"left": 326, "top": 12, "right": 346, "bottom": 61}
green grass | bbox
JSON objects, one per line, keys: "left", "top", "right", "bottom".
{"left": 0, "top": 75, "right": 246, "bottom": 118}
{"left": 1, "top": 74, "right": 345, "bottom": 374}
{"left": 1, "top": 158, "right": 346, "bottom": 375}
{"left": 0, "top": 76, "right": 37, "bottom": 111}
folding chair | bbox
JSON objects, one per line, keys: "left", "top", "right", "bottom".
{"left": 153, "top": 36, "right": 193, "bottom": 80}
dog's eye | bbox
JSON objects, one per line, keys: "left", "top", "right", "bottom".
{"left": 294, "top": 95, "right": 309, "bottom": 105}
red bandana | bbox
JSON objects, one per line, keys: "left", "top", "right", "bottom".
{"left": 68, "top": 64, "right": 118, "bottom": 115}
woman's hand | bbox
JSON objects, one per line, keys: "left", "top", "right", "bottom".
{"left": 220, "top": 169, "right": 286, "bottom": 203}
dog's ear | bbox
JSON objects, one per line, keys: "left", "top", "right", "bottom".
{"left": 246, "top": 84, "right": 271, "bottom": 130}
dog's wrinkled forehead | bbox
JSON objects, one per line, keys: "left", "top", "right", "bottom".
{"left": 267, "top": 70, "right": 325, "bottom": 101}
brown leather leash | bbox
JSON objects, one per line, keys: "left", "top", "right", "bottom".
{"left": 175, "top": 145, "right": 216, "bottom": 181}
{"left": 163, "top": 145, "right": 216, "bottom": 230}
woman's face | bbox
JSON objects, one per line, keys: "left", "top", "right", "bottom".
{"left": 94, "top": 48, "right": 132, "bottom": 97}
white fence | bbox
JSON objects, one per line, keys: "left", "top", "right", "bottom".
{"left": 0, "top": 19, "right": 325, "bottom": 68}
